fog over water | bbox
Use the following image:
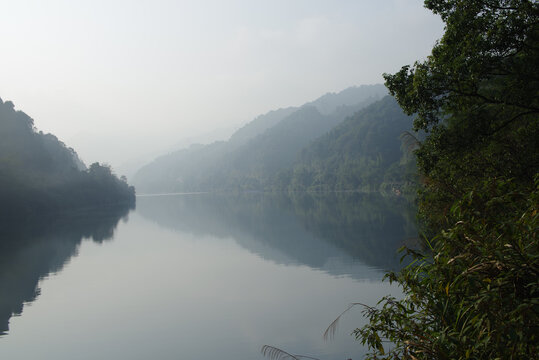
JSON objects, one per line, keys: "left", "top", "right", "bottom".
{"left": 0, "top": 0, "right": 443, "bottom": 174}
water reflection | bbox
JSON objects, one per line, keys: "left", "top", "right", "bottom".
{"left": 137, "top": 192, "right": 417, "bottom": 277}
{"left": 0, "top": 193, "right": 414, "bottom": 360}
{"left": 0, "top": 205, "right": 133, "bottom": 336}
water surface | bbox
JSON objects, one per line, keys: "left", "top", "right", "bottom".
{"left": 0, "top": 192, "right": 416, "bottom": 360}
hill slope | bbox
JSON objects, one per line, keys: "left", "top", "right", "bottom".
{"left": 133, "top": 84, "right": 387, "bottom": 193}
{"left": 0, "top": 98, "right": 135, "bottom": 219}
{"left": 276, "top": 95, "right": 417, "bottom": 192}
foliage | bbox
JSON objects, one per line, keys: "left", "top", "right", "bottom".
{"left": 282, "top": 96, "right": 417, "bottom": 193}
{"left": 356, "top": 1, "right": 539, "bottom": 358}
{"left": 384, "top": 0, "right": 539, "bottom": 232}
{"left": 356, "top": 179, "right": 538, "bottom": 359}
{"left": 261, "top": 345, "right": 321, "bottom": 360}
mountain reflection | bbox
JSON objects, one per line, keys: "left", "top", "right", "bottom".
{"left": 0, "top": 205, "right": 133, "bottom": 336}
{"left": 137, "top": 192, "right": 417, "bottom": 277}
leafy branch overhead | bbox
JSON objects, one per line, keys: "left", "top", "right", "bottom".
{"left": 385, "top": 0, "right": 539, "bottom": 132}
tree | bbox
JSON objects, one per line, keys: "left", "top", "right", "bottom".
{"left": 385, "top": 0, "right": 539, "bottom": 231}
{"left": 356, "top": 1, "right": 539, "bottom": 358}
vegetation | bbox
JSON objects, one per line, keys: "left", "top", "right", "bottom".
{"left": 134, "top": 86, "right": 419, "bottom": 195}
{"left": 277, "top": 96, "right": 417, "bottom": 193}
{"left": 133, "top": 85, "right": 389, "bottom": 193}
{"left": 355, "top": 0, "right": 539, "bottom": 358}
{"left": 0, "top": 98, "right": 135, "bottom": 219}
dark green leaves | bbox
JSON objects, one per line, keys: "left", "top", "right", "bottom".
{"left": 357, "top": 1, "right": 539, "bottom": 358}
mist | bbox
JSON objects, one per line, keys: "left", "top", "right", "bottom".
{"left": 0, "top": 0, "right": 443, "bottom": 176}
{"left": 3, "top": 1, "right": 534, "bottom": 358}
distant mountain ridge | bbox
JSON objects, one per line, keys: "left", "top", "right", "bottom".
{"left": 228, "top": 107, "right": 298, "bottom": 146}
{"left": 133, "top": 84, "right": 388, "bottom": 193}
{"left": 304, "top": 85, "right": 388, "bottom": 114}
{"left": 230, "top": 84, "right": 387, "bottom": 146}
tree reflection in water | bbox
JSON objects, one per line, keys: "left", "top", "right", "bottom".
{"left": 0, "top": 204, "right": 134, "bottom": 336}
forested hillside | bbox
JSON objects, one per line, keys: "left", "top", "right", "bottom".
{"left": 133, "top": 84, "right": 388, "bottom": 193}
{"left": 276, "top": 96, "right": 416, "bottom": 192}
{"left": 0, "top": 98, "right": 135, "bottom": 219}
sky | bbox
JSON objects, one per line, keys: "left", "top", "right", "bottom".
{"left": 0, "top": 0, "right": 444, "bottom": 176}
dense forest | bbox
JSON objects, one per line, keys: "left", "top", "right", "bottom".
{"left": 0, "top": 98, "right": 136, "bottom": 220}
{"left": 352, "top": 1, "right": 539, "bottom": 359}
{"left": 275, "top": 96, "right": 416, "bottom": 193}
{"left": 132, "top": 84, "right": 408, "bottom": 193}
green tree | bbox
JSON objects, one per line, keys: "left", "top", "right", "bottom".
{"left": 384, "top": 0, "right": 539, "bottom": 231}
{"left": 356, "top": 1, "right": 539, "bottom": 359}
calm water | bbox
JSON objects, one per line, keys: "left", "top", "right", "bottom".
{"left": 0, "top": 192, "right": 416, "bottom": 360}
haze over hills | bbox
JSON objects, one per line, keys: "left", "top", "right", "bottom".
{"left": 133, "top": 84, "right": 392, "bottom": 193}
{"left": 70, "top": 124, "right": 241, "bottom": 181}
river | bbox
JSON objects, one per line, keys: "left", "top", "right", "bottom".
{"left": 0, "top": 192, "right": 416, "bottom": 360}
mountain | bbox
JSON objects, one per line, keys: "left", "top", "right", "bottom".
{"left": 228, "top": 107, "right": 298, "bottom": 146}
{"left": 278, "top": 95, "right": 417, "bottom": 192}
{"left": 305, "top": 84, "right": 387, "bottom": 114}
{"left": 133, "top": 84, "right": 387, "bottom": 193}
{"left": 0, "top": 98, "right": 136, "bottom": 219}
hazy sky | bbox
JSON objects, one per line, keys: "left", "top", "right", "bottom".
{"left": 0, "top": 0, "right": 444, "bottom": 174}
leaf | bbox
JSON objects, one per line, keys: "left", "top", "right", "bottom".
{"left": 323, "top": 303, "right": 368, "bottom": 341}
{"left": 375, "top": 333, "right": 385, "bottom": 355}
{"left": 260, "top": 345, "right": 320, "bottom": 360}
{"left": 261, "top": 345, "right": 300, "bottom": 360}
